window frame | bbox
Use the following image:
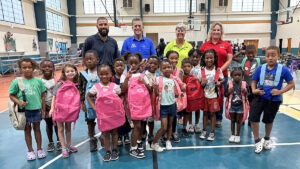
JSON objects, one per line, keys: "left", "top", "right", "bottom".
{"left": 232, "top": 0, "right": 264, "bottom": 12}
{"left": 83, "top": 0, "right": 114, "bottom": 14}
{"left": 153, "top": 0, "right": 197, "bottom": 14}
{"left": 0, "top": 0, "right": 24, "bottom": 25}
{"left": 46, "top": 11, "right": 64, "bottom": 32}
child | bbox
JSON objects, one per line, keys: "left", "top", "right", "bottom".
{"left": 40, "top": 59, "right": 61, "bottom": 152}
{"left": 87, "top": 64, "right": 122, "bottom": 162}
{"left": 233, "top": 45, "right": 266, "bottom": 126}
{"left": 188, "top": 49, "right": 202, "bottom": 133}
{"left": 166, "top": 50, "right": 183, "bottom": 142}
{"left": 49, "top": 63, "right": 80, "bottom": 158}
{"left": 226, "top": 67, "right": 248, "bottom": 143}
{"left": 151, "top": 59, "right": 179, "bottom": 152}
{"left": 113, "top": 58, "right": 132, "bottom": 146}
{"left": 250, "top": 46, "right": 294, "bottom": 153}
{"left": 143, "top": 55, "right": 160, "bottom": 145}
{"left": 78, "top": 50, "right": 100, "bottom": 152}
{"left": 198, "top": 49, "right": 224, "bottom": 141}
{"left": 8, "top": 58, "right": 46, "bottom": 160}
{"left": 120, "top": 52, "right": 151, "bottom": 159}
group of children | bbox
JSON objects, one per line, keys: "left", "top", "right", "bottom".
{"left": 8, "top": 45, "right": 294, "bottom": 162}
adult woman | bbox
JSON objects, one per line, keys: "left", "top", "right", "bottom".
{"left": 200, "top": 22, "right": 233, "bottom": 127}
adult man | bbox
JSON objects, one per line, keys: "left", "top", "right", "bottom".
{"left": 121, "top": 18, "right": 156, "bottom": 59}
{"left": 82, "top": 17, "right": 119, "bottom": 67}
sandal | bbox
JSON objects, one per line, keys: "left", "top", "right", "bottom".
{"left": 37, "top": 149, "right": 47, "bottom": 159}
{"left": 27, "top": 151, "right": 36, "bottom": 161}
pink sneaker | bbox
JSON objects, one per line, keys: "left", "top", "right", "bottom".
{"left": 37, "top": 149, "right": 47, "bottom": 159}
{"left": 62, "top": 149, "right": 69, "bottom": 158}
{"left": 68, "top": 145, "right": 78, "bottom": 153}
{"left": 27, "top": 151, "right": 36, "bottom": 161}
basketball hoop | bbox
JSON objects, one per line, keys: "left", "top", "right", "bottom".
{"left": 275, "top": 21, "right": 285, "bottom": 25}
{"left": 118, "top": 23, "right": 128, "bottom": 31}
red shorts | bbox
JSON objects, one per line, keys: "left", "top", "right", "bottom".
{"left": 203, "top": 98, "right": 220, "bottom": 113}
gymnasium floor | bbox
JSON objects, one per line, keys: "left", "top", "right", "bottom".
{"left": 1, "top": 71, "right": 300, "bottom": 169}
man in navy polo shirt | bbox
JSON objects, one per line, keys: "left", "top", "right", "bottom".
{"left": 121, "top": 17, "right": 156, "bottom": 59}
{"left": 82, "top": 17, "right": 119, "bottom": 67}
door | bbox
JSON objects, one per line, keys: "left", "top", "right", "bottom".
{"left": 146, "top": 33, "right": 158, "bottom": 48}
{"left": 287, "top": 38, "right": 292, "bottom": 53}
{"left": 244, "top": 40, "right": 259, "bottom": 52}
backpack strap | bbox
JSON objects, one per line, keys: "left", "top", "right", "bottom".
{"left": 111, "top": 76, "right": 115, "bottom": 83}
{"left": 215, "top": 68, "right": 221, "bottom": 83}
{"left": 158, "top": 76, "right": 163, "bottom": 93}
{"left": 228, "top": 81, "right": 233, "bottom": 89}
{"left": 109, "top": 82, "right": 115, "bottom": 92}
{"left": 241, "top": 57, "right": 248, "bottom": 69}
{"left": 201, "top": 68, "right": 206, "bottom": 81}
{"left": 255, "top": 58, "right": 261, "bottom": 67}
{"left": 17, "top": 77, "right": 26, "bottom": 102}
{"left": 274, "top": 64, "right": 283, "bottom": 87}
{"left": 175, "top": 68, "right": 180, "bottom": 77}
{"left": 241, "top": 81, "right": 246, "bottom": 96}
{"left": 259, "top": 64, "right": 267, "bottom": 86}
{"left": 80, "top": 70, "right": 91, "bottom": 81}
{"left": 54, "top": 77, "right": 59, "bottom": 84}
{"left": 94, "top": 83, "right": 101, "bottom": 93}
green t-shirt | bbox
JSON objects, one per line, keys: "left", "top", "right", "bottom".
{"left": 8, "top": 77, "right": 46, "bottom": 110}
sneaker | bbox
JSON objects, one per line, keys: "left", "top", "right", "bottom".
{"left": 181, "top": 128, "right": 189, "bottom": 137}
{"left": 47, "top": 142, "right": 55, "bottom": 152}
{"left": 207, "top": 132, "right": 215, "bottom": 141}
{"left": 234, "top": 136, "right": 241, "bottom": 143}
{"left": 199, "top": 130, "right": 207, "bottom": 139}
{"left": 172, "top": 132, "right": 180, "bottom": 143}
{"left": 118, "top": 136, "right": 123, "bottom": 146}
{"left": 194, "top": 125, "right": 201, "bottom": 133}
{"left": 103, "top": 151, "right": 111, "bottom": 162}
{"left": 228, "top": 135, "right": 235, "bottom": 143}
{"left": 90, "top": 137, "right": 98, "bottom": 152}
{"left": 124, "top": 135, "right": 130, "bottom": 145}
{"left": 178, "top": 118, "right": 183, "bottom": 125}
{"left": 129, "top": 149, "right": 145, "bottom": 159}
{"left": 68, "top": 145, "right": 78, "bottom": 153}
{"left": 111, "top": 149, "right": 119, "bottom": 161}
{"left": 188, "top": 125, "right": 194, "bottom": 132}
{"left": 263, "top": 139, "right": 272, "bottom": 150}
{"left": 148, "top": 134, "right": 154, "bottom": 143}
{"left": 56, "top": 141, "right": 62, "bottom": 151}
{"left": 27, "top": 151, "right": 36, "bottom": 161}
{"left": 152, "top": 143, "right": 164, "bottom": 152}
{"left": 254, "top": 138, "right": 264, "bottom": 153}
{"left": 166, "top": 140, "right": 172, "bottom": 150}
{"left": 137, "top": 142, "right": 144, "bottom": 152}
{"left": 216, "top": 121, "right": 222, "bottom": 128}
{"left": 37, "top": 149, "right": 47, "bottom": 159}
{"left": 62, "top": 148, "right": 69, "bottom": 158}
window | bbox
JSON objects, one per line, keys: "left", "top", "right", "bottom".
{"left": 154, "top": 0, "right": 196, "bottom": 13}
{"left": 123, "top": 0, "right": 132, "bottom": 8}
{"left": 46, "top": 0, "right": 61, "bottom": 11}
{"left": 290, "top": 0, "right": 300, "bottom": 7}
{"left": 46, "top": 11, "right": 63, "bottom": 32}
{"left": 232, "top": 0, "right": 264, "bottom": 12}
{"left": 0, "top": 0, "right": 24, "bottom": 24}
{"left": 83, "top": 0, "right": 114, "bottom": 14}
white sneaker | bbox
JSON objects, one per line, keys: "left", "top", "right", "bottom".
{"left": 234, "top": 136, "right": 240, "bottom": 143}
{"left": 188, "top": 125, "right": 194, "bottom": 133}
{"left": 199, "top": 130, "right": 207, "bottom": 139}
{"left": 151, "top": 143, "right": 164, "bottom": 152}
{"left": 166, "top": 141, "right": 172, "bottom": 150}
{"left": 263, "top": 139, "right": 272, "bottom": 150}
{"left": 194, "top": 125, "right": 201, "bottom": 133}
{"left": 228, "top": 135, "right": 235, "bottom": 143}
{"left": 254, "top": 138, "right": 264, "bottom": 153}
{"left": 207, "top": 132, "right": 215, "bottom": 141}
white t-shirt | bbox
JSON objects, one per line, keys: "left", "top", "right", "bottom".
{"left": 197, "top": 67, "right": 224, "bottom": 98}
{"left": 41, "top": 78, "right": 55, "bottom": 106}
{"left": 145, "top": 70, "right": 157, "bottom": 87}
{"left": 120, "top": 73, "right": 150, "bottom": 85}
{"left": 88, "top": 83, "right": 121, "bottom": 97}
{"left": 87, "top": 69, "right": 98, "bottom": 81}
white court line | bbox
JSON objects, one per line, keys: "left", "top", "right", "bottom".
{"left": 38, "top": 132, "right": 102, "bottom": 169}
{"left": 0, "top": 109, "right": 8, "bottom": 114}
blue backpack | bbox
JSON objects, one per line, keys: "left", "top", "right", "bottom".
{"left": 259, "top": 63, "right": 283, "bottom": 101}
{"left": 80, "top": 70, "right": 100, "bottom": 119}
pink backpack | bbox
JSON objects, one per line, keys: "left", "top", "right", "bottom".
{"left": 95, "top": 83, "right": 125, "bottom": 132}
{"left": 225, "top": 81, "right": 249, "bottom": 122}
{"left": 171, "top": 75, "right": 187, "bottom": 112}
{"left": 127, "top": 74, "right": 152, "bottom": 120}
{"left": 53, "top": 81, "right": 81, "bottom": 128}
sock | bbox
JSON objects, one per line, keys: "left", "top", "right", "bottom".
{"left": 130, "top": 146, "right": 137, "bottom": 150}
{"left": 264, "top": 137, "right": 270, "bottom": 140}
{"left": 137, "top": 140, "right": 142, "bottom": 144}
{"left": 255, "top": 138, "right": 261, "bottom": 143}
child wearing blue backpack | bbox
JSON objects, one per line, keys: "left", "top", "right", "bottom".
{"left": 78, "top": 50, "right": 101, "bottom": 152}
{"left": 250, "top": 46, "right": 294, "bottom": 154}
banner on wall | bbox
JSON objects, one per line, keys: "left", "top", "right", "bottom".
{"left": 32, "top": 38, "right": 37, "bottom": 51}
{"left": 48, "top": 38, "right": 53, "bottom": 51}
{"left": 55, "top": 41, "right": 60, "bottom": 53}
{"left": 4, "top": 32, "right": 16, "bottom": 52}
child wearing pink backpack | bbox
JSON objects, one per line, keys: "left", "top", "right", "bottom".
{"left": 225, "top": 67, "right": 249, "bottom": 143}
{"left": 49, "top": 63, "right": 81, "bottom": 158}
{"left": 86, "top": 64, "right": 123, "bottom": 162}
{"left": 120, "top": 52, "right": 151, "bottom": 159}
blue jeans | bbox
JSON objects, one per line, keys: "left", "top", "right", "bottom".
{"left": 216, "top": 76, "right": 228, "bottom": 122}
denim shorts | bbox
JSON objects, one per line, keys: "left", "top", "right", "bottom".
{"left": 25, "top": 109, "right": 42, "bottom": 123}
{"left": 160, "top": 103, "right": 177, "bottom": 118}
{"left": 229, "top": 105, "right": 244, "bottom": 114}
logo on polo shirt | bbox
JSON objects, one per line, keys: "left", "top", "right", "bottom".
{"left": 220, "top": 44, "right": 224, "bottom": 48}
{"left": 131, "top": 43, "right": 136, "bottom": 48}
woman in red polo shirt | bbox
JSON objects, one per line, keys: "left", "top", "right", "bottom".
{"left": 200, "top": 22, "right": 233, "bottom": 128}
